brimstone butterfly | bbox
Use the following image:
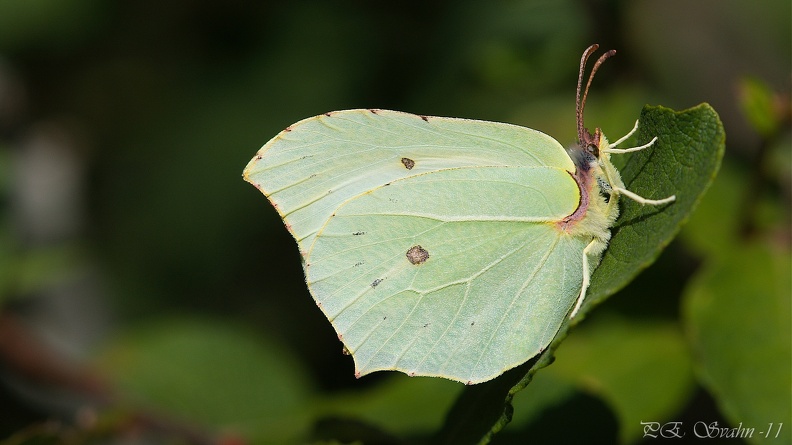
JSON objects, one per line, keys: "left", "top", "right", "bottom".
{"left": 243, "top": 45, "right": 675, "bottom": 384}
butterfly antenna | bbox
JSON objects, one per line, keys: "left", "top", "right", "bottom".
{"left": 576, "top": 44, "right": 598, "bottom": 143}
{"left": 576, "top": 44, "right": 616, "bottom": 144}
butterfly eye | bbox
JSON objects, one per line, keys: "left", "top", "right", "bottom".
{"left": 587, "top": 143, "right": 599, "bottom": 157}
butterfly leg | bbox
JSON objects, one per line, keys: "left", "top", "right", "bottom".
{"left": 605, "top": 136, "right": 658, "bottom": 154}
{"left": 605, "top": 119, "right": 660, "bottom": 154}
{"left": 570, "top": 238, "right": 604, "bottom": 318}
{"left": 608, "top": 119, "right": 640, "bottom": 148}
{"left": 615, "top": 187, "right": 676, "bottom": 206}
{"left": 603, "top": 128, "right": 677, "bottom": 205}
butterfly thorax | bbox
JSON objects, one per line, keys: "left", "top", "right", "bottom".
{"left": 557, "top": 128, "right": 620, "bottom": 245}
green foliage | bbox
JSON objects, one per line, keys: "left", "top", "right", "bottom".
{"left": 96, "top": 318, "right": 463, "bottom": 444}
{"left": 683, "top": 245, "right": 791, "bottom": 444}
{"left": 99, "top": 319, "right": 312, "bottom": 444}
{"left": 679, "top": 114, "right": 791, "bottom": 444}
{"left": 738, "top": 77, "right": 784, "bottom": 138}
{"left": 313, "top": 375, "right": 461, "bottom": 440}
{"left": 546, "top": 317, "right": 694, "bottom": 444}
{"left": 0, "top": 1, "right": 788, "bottom": 444}
{"left": 499, "top": 316, "right": 694, "bottom": 444}
{"left": 90, "top": 96, "right": 729, "bottom": 445}
{"left": 588, "top": 104, "right": 725, "bottom": 305}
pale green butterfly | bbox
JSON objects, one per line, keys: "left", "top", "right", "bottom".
{"left": 243, "top": 45, "right": 674, "bottom": 384}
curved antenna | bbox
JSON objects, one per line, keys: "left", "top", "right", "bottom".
{"left": 576, "top": 44, "right": 616, "bottom": 144}
{"left": 576, "top": 44, "right": 599, "bottom": 143}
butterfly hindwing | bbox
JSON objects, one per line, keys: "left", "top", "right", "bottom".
{"left": 307, "top": 166, "right": 586, "bottom": 383}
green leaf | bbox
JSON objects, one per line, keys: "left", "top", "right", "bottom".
{"left": 542, "top": 316, "right": 694, "bottom": 444}
{"left": 497, "top": 317, "right": 694, "bottom": 443}
{"left": 683, "top": 244, "right": 791, "bottom": 445}
{"left": 679, "top": 162, "right": 748, "bottom": 258}
{"left": 587, "top": 103, "right": 725, "bottom": 307}
{"left": 97, "top": 318, "right": 312, "bottom": 445}
{"left": 436, "top": 103, "right": 725, "bottom": 444}
{"left": 506, "top": 372, "right": 577, "bottom": 430}
{"left": 737, "top": 77, "right": 782, "bottom": 138}
{"left": 313, "top": 375, "right": 462, "bottom": 441}
{"left": 681, "top": 157, "right": 787, "bottom": 259}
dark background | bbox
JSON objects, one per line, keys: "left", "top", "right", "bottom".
{"left": 0, "top": 1, "right": 789, "bottom": 444}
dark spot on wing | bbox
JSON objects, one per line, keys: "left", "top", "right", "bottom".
{"left": 324, "top": 112, "right": 333, "bottom": 117}
{"left": 419, "top": 115, "right": 429, "bottom": 122}
{"left": 371, "top": 278, "right": 383, "bottom": 287}
{"left": 368, "top": 109, "right": 380, "bottom": 114}
{"left": 352, "top": 231, "right": 366, "bottom": 236}
{"left": 406, "top": 245, "right": 429, "bottom": 265}
{"left": 401, "top": 157, "right": 415, "bottom": 170}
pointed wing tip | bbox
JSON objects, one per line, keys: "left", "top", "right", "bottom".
{"left": 242, "top": 160, "right": 266, "bottom": 186}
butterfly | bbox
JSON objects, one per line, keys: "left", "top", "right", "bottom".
{"left": 243, "top": 44, "right": 674, "bottom": 384}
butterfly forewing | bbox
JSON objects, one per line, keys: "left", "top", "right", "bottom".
{"left": 243, "top": 109, "right": 575, "bottom": 253}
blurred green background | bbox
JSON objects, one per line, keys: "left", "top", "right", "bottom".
{"left": 0, "top": 0, "right": 789, "bottom": 444}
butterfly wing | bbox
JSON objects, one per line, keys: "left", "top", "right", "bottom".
{"left": 244, "top": 109, "right": 585, "bottom": 383}
{"left": 309, "top": 166, "right": 587, "bottom": 383}
{"left": 244, "top": 109, "right": 575, "bottom": 251}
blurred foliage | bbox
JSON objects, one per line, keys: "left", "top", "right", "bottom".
{"left": 683, "top": 245, "right": 791, "bottom": 445}
{"left": 0, "top": 0, "right": 789, "bottom": 444}
{"left": 100, "top": 318, "right": 312, "bottom": 444}
{"left": 738, "top": 77, "right": 785, "bottom": 138}
{"left": 544, "top": 317, "right": 695, "bottom": 444}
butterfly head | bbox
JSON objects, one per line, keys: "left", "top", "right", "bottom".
{"left": 570, "top": 44, "right": 615, "bottom": 171}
